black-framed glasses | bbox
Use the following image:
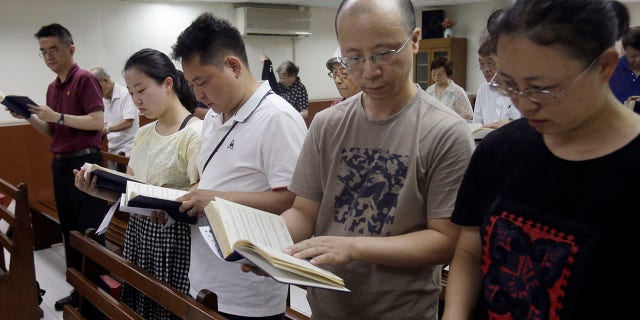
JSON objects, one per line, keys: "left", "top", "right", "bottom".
{"left": 327, "top": 70, "right": 349, "bottom": 79}
{"left": 489, "top": 57, "right": 599, "bottom": 104}
{"left": 338, "top": 34, "right": 413, "bottom": 71}
{"left": 38, "top": 47, "right": 60, "bottom": 59}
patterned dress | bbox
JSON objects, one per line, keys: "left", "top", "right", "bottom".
{"left": 273, "top": 78, "right": 308, "bottom": 112}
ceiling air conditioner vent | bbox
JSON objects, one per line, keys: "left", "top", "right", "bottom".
{"left": 236, "top": 6, "right": 311, "bottom": 38}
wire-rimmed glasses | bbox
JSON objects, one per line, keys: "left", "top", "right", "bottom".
{"left": 338, "top": 34, "right": 413, "bottom": 72}
{"left": 327, "top": 70, "right": 349, "bottom": 79}
{"left": 38, "top": 47, "right": 60, "bottom": 59}
{"left": 488, "top": 57, "right": 598, "bottom": 104}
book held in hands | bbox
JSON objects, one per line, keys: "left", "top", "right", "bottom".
{"left": 81, "top": 162, "right": 142, "bottom": 194}
{"left": 0, "top": 94, "right": 36, "bottom": 119}
{"left": 124, "top": 180, "right": 196, "bottom": 224}
{"left": 204, "top": 197, "right": 349, "bottom": 292}
{"left": 468, "top": 123, "right": 495, "bottom": 140}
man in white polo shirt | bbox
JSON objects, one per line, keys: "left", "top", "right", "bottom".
{"left": 90, "top": 67, "right": 139, "bottom": 160}
{"left": 172, "top": 13, "right": 307, "bottom": 320}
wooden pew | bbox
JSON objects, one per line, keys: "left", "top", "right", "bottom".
{"left": 100, "top": 151, "right": 131, "bottom": 255}
{"left": 30, "top": 198, "right": 63, "bottom": 250}
{"left": 64, "top": 229, "right": 226, "bottom": 320}
{"left": 66, "top": 229, "right": 311, "bottom": 320}
{"left": 0, "top": 178, "right": 41, "bottom": 319}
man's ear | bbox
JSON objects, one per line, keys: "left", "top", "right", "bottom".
{"left": 598, "top": 48, "right": 620, "bottom": 82}
{"left": 410, "top": 28, "right": 421, "bottom": 54}
{"left": 225, "top": 56, "right": 243, "bottom": 78}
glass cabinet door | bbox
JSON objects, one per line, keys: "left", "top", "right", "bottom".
{"left": 415, "top": 51, "right": 429, "bottom": 89}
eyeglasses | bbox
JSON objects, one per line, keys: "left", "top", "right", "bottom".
{"left": 38, "top": 47, "right": 60, "bottom": 59}
{"left": 489, "top": 57, "right": 598, "bottom": 104}
{"left": 327, "top": 70, "right": 349, "bottom": 79}
{"left": 476, "top": 62, "right": 496, "bottom": 70}
{"left": 338, "top": 34, "right": 413, "bottom": 71}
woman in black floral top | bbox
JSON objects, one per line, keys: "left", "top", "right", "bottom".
{"left": 261, "top": 55, "right": 309, "bottom": 114}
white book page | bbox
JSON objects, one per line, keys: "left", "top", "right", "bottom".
{"left": 126, "top": 180, "right": 188, "bottom": 201}
{"left": 81, "top": 162, "right": 136, "bottom": 180}
{"left": 215, "top": 197, "right": 293, "bottom": 250}
{"left": 96, "top": 199, "right": 119, "bottom": 235}
{"left": 199, "top": 226, "right": 224, "bottom": 261}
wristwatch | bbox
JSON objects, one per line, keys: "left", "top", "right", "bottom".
{"left": 57, "top": 113, "right": 65, "bottom": 125}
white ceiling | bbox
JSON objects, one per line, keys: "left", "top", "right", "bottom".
{"left": 153, "top": 0, "right": 496, "bottom": 9}
{"left": 142, "top": 0, "right": 640, "bottom": 9}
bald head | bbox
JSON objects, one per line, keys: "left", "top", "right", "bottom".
{"left": 335, "top": 0, "right": 415, "bottom": 37}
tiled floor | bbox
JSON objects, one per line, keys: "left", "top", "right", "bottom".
{"left": 32, "top": 243, "right": 311, "bottom": 319}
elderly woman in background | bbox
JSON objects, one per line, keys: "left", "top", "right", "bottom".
{"left": 260, "top": 54, "right": 309, "bottom": 116}
{"left": 326, "top": 55, "right": 360, "bottom": 106}
{"left": 426, "top": 56, "right": 473, "bottom": 120}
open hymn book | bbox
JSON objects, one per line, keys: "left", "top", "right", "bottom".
{"left": 204, "top": 198, "right": 349, "bottom": 292}
{"left": 123, "top": 180, "right": 197, "bottom": 224}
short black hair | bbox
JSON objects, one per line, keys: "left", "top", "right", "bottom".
{"left": 478, "top": 34, "right": 497, "bottom": 57}
{"left": 431, "top": 56, "right": 453, "bottom": 77}
{"left": 34, "top": 23, "right": 74, "bottom": 46}
{"left": 172, "top": 12, "right": 249, "bottom": 68}
{"left": 621, "top": 26, "right": 640, "bottom": 50}
{"left": 490, "top": 0, "right": 629, "bottom": 66}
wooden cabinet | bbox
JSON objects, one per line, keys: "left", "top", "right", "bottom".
{"left": 414, "top": 37, "right": 467, "bottom": 90}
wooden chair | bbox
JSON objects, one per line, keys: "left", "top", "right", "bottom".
{"left": 0, "top": 178, "right": 41, "bottom": 319}
{"left": 64, "top": 229, "right": 226, "bottom": 320}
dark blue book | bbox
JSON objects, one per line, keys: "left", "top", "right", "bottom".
{"left": 0, "top": 95, "right": 36, "bottom": 119}
{"left": 83, "top": 163, "right": 142, "bottom": 194}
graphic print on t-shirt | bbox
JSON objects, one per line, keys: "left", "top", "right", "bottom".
{"left": 482, "top": 210, "right": 580, "bottom": 320}
{"left": 334, "top": 147, "right": 408, "bottom": 235}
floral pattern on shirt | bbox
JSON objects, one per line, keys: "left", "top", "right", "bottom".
{"left": 275, "top": 78, "right": 308, "bottom": 111}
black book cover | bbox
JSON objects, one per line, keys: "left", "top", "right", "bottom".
{"left": 92, "top": 170, "right": 142, "bottom": 194}
{"left": 127, "top": 195, "right": 197, "bottom": 224}
{"left": 1, "top": 95, "right": 36, "bottom": 119}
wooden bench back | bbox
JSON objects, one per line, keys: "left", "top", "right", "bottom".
{"left": 0, "top": 178, "right": 40, "bottom": 319}
{"left": 64, "top": 229, "right": 226, "bottom": 320}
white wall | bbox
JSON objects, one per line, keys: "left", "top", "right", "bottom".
{"left": 2, "top": 0, "right": 640, "bottom": 124}
{"left": 0, "top": 0, "right": 341, "bottom": 124}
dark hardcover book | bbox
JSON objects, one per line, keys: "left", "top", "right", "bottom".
{"left": 125, "top": 181, "right": 197, "bottom": 225}
{"left": 82, "top": 163, "right": 142, "bottom": 194}
{"left": 0, "top": 95, "right": 36, "bottom": 119}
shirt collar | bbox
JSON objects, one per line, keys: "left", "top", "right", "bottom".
{"left": 111, "top": 83, "right": 124, "bottom": 101}
{"left": 55, "top": 63, "right": 79, "bottom": 86}
{"left": 620, "top": 55, "right": 631, "bottom": 70}
{"left": 231, "top": 81, "right": 272, "bottom": 123}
